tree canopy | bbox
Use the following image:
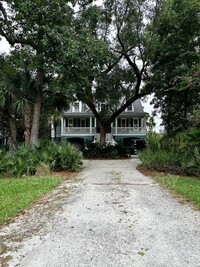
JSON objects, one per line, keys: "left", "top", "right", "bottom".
{"left": 149, "top": 0, "right": 200, "bottom": 133}
{"left": 0, "top": 0, "right": 199, "bottom": 147}
{"left": 61, "top": 0, "right": 159, "bottom": 143}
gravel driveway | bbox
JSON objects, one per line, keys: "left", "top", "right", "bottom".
{"left": 0, "top": 158, "right": 200, "bottom": 267}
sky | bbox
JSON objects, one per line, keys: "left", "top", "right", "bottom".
{"left": 0, "top": 37, "right": 163, "bottom": 132}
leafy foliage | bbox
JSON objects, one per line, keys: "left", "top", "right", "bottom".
{"left": 149, "top": 0, "right": 200, "bottom": 133}
{"left": 83, "top": 142, "right": 131, "bottom": 158}
{"left": 0, "top": 141, "right": 83, "bottom": 177}
{"left": 41, "top": 141, "right": 83, "bottom": 172}
{"left": 63, "top": 0, "right": 160, "bottom": 144}
{"left": 139, "top": 131, "right": 200, "bottom": 176}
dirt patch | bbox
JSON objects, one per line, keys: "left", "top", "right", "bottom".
{"left": 136, "top": 165, "right": 165, "bottom": 177}
{"left": 53, "top": 171, "right": 77, "bottom": 180}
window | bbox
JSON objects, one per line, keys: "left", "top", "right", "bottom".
{"left": 126, "top": 104, "right": 134, "bottom": 111}
{"left": 127, "top": 105, "right": 132, "bottom": 111}
{"left": 74, "top": 102, "right": 79, "bottom": 112}
{"left": 97, "top": 103, "right": 101, "bottom": 111}
{"left": 96, "top": 102, "right": 106, "bottom": 111}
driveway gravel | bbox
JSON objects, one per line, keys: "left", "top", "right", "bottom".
{"left": 0, "top": 158, "right": 200, "bottom": 267}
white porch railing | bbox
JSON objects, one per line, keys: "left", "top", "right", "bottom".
{"left": 62, "top": 127, "right": 146, "bottom": 135}
{"left": 113, "top": 127, "right": 146, "bottom": 134}
{"left": 62, "top": 127, "right": 96, "bottom": 135}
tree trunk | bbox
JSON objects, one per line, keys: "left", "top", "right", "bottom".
{"left": 100, "top": 124, "right": 108, "bottom": 145}
{"left": 30, "top": 69, "right": 44, "bottom": 145}
{"left": 24, "top": 102, "right": 32, "bottom": 144}
{"left": 30, "top": 96, "right": 42, "bottom": 144}
{"left": 8, "top": 116, "right": 17, "bottom": 152}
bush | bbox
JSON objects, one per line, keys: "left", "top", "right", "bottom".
{"left": 83, "top": 142, "right": 131, "bottom": 158}
{"left": 139, "top": 131, "right": 200, "bottom": 176}
{"left": 115, "top": 143, "right": 131, "bottom": 157}
{"left": 0, "top": 145, "right": 40, "bottom": 177}
{"left": 83, "top": 142, "right": 103, "bottom": 158}
{"left": 39, "top": 141, "right": 83, "bottom": 172}
{"left": 0, "top": 141, "right": 83, "bottom": 177}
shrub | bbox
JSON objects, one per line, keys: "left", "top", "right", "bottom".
{"left": 40, "top": 141, "right": 83, "bottom": 172}
{"left": 115, "top": 143, "right": 131, "bottom": 158}
{"left": 139, "top": 131, "right": 200, "bottom": 176}
{"left": 83, "top": 142, "right": 103, "bottom": 158}
{"left": 83, "top": 142, "right": 131, "bottom": 158}
{"left": 0, "top": 145, "right": 40, "bottom": 177}
{"left": 0, "top": 141, "right": 83, "bottom": 177}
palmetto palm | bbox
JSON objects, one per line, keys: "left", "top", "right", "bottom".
{"left": 0, "top": 55, "right": 34, "bottom": 149}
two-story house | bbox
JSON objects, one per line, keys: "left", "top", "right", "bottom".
{"left": 51, "top": 99, "right": 147, "bottom": 149}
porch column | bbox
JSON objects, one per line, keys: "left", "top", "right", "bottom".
{"left": 61, "top": 117, "right": 64, "bottom": 135}
{"left": 141, "top": 118, "right": 144, "bottom": 133}
{"left": 90, "top": 117, "right": 92, "bottom": 134}
{"left": 51, "top": 122, "right": 55, "bottom": 141}
{"left": 80, "top": 101, "right": 82, "bottom": 112}
{"left": 143, "top": 118, "right": 146, "bottom": 133}
{"left": 115, "top": 118, "right": 118, "bottom": 134}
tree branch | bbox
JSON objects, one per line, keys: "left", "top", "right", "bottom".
{"left": 84, "top": 100, "right": 102, "bottom": 125}
{"left": 103, "top": 54, "right": 123, "bottom": 74}
{"left": 107, "top": 91, "right": 148, "bottom": 125}
{"left": 0, "top": 3, "right": 33, "bottom": 47}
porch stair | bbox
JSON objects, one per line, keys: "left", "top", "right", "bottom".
{"left": 106, "top": 133, "right": 113, "bottom": 142}
{"left": 95, "top": 134, "right": 100, "bottom": 143}
{"left": 94, "top": 133, "right": 113, "bottom": 143}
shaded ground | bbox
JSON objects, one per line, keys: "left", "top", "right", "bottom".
{"left": 0, "top": 159, "right": 200, "bottom": 267}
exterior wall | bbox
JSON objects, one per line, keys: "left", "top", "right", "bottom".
{"left": 114, "top": 135, "right": 146, "bottom": 143}
{"left": 61, "top": 135, "right": 94, "bottom": 142}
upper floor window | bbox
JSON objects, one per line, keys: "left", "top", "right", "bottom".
{"left": 126, "top": 104, "right": 134, "bottom": 111}
{"left": 73, "top": 102, "right": 79, "bottom": 112}
{"left": 96, "top": 102, "right": 106, "bottom": 111}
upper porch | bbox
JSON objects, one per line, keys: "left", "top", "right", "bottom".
{"left": 58, "top": 116, "right": 146, "bottom": 137}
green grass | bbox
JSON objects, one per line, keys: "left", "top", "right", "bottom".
{"left": 0, "top": 176, "right": 63, "bottom": 224}
{"left": 155, "top": 175, "right": 200, "bottom": 208}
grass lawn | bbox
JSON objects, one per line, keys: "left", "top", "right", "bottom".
{"left": 0, "top": 176, "right": 63, "bottom": 224}
{"left": 155, "top": 175, "right": 200, "bottom": 209}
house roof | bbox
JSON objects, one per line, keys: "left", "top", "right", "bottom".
{"left": 61, "top": 99, "right": 147, "bottom": 117}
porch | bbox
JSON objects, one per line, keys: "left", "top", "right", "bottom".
{"left": 61, "top": 126, "right": 146, "bottom": 136}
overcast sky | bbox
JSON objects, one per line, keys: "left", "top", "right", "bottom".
{"left": 0, "top": 37, "right": 163, "bottom": 132}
